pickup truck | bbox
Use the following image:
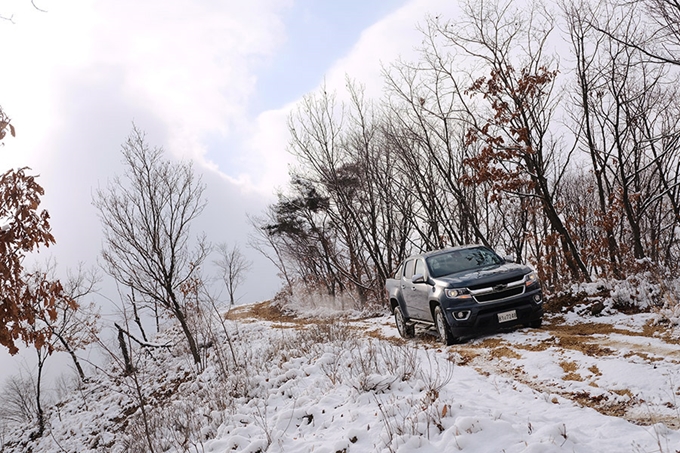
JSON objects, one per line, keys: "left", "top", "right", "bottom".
{"left": 385, "top": 245, "right": 543, "bottom": 345}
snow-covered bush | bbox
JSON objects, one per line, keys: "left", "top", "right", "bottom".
{"left": 656, "top": 278, "right": 680, "bottom": 327}
{"left": 609, "top": 275, "right": 662, "bottom": 311}
{"left": 552, "top": 269, "right": 680, "bottom": 326}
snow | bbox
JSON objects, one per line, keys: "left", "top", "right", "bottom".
{"left": 3, "top": 300, "right": 680, "bottom": 452}
{"left": 0, "top": 217, "right": 11, "bottom": 232}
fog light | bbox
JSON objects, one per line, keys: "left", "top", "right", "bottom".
{"left": 454, "top": 310, "right": 470, "bottom": 320}
{"left": 533, "top": 294, "right": 542, "bottom": 303}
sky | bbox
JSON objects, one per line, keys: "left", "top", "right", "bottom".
{"left": 0, "top": 0, "right": 465, "bottom": 382}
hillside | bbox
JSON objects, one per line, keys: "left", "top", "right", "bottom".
{"left": 3, "top": 299, "right": 680, "bottom": 452}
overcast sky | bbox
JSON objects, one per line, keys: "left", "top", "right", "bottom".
{"left": 0, "top": 0, "right": 461, "bottom": 381}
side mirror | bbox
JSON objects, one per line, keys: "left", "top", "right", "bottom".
{"left": 412, "top": 273, "right": 426, "bottom": 284}
{"left": 504, "top": 255, "right": 516, "bottom": 263}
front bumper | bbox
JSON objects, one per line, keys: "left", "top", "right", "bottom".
{"left": 443, "top": 287, "right": 544, "bottom": 338}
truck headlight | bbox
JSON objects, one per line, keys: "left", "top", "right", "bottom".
{"left": 525, "top": 271, "right": 539, "bottom": 287}
{"left": 445, "top": 288, "right": 471, "bottom": 299}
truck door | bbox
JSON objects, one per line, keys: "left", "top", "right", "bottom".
{"left": 399, "top": 259, "right": 415, "bottom": 318}
{"left": 403, "top": 258, "right": 431, "bottom": 320}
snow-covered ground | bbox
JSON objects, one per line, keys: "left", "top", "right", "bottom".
{"left": 3, "top": 301, "right": 680, "bottom": 452}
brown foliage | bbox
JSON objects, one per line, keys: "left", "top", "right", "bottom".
{"left": 462, "top": 66, "right": 558, "bottom": 200}
{"left": 0, "top": 107, "right": 15, "bottom": 142}
{"left": 0, "top": 168, "right": 65, "bottom": 354}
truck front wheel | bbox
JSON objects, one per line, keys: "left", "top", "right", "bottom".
{"left": 394, "top": 306, "right": 415, "bottom": 339}
{"left": 434, "top": 305, "right": 457, "bottom": 346}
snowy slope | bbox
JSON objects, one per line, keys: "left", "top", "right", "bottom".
{"left": 3, "top": 301, "right": 680, "bottom": 453}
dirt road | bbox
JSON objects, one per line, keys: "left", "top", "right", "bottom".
{"left": 231, "top": 301, "right": 680, "bottom": 430}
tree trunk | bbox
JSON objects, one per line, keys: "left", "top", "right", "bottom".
{"left": 55, "top": 332, "right": 86, "bottom": 382}
{"left": 35, "top": 351, "right": 45, "bottom": 438}
{"left": 169, "top": 290, "right": 201, "bottom": 365}
{"left": 117, "top": 324, "right": 134, "bottom": 375}
{"left": 530, "top": 159, "right": 592, "bottom": 282}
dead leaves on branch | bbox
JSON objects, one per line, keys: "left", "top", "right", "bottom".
{"left": 0, "top": 106, "right": 15, "bottom": 142}
{"left": 462, "top": 65, "right": 558, "bottom": 201}
{"left": 0, "top": 168, "right": 68, "bottom": 355}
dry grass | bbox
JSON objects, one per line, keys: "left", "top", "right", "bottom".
{"left": 559, "top": 361, "right": 578, "bottom": 373}
{"left": 559, "top": 361, "right": 584, "bottom": 381}
{"left": 571, "top": 392, "right": 629, "bottom": 418}
{"left": 452, "top": 349, "right": 482, "bottom": 366}
{"left": 642, "top": 319, "right": 680, "bottom": 345}
{"left": 490, "top": 345, "right": 522, "bottom": 360}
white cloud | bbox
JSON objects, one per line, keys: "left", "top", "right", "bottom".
{"left": 90, "top": 0, "right": 290, "bottom": 163}
{"left": 237, "top": 106, "right": 294, "bottom": 197}
{"left": 0, "top": 0, "right": 290, "bottom": 167}
{"left": 0, "top": 0, "right": 297, "bottom": 292}
{"left": 242, "top": 0, "right": 462, "bottom": 197}
{"left": 325, "top": 0, "right": 463, "bottom": 98}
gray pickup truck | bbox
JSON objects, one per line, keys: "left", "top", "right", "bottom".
{"left": 385, "top": 245, "right": 543, "bottom": 345}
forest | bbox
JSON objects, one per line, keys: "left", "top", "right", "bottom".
{"left": 251, "top": 0, "right": 680, "bottom": 307}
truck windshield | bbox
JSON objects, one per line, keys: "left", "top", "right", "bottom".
{"left": 426, "top": 247, "right": 503, "bottom": 278}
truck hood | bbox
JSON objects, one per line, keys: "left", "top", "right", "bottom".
{"left": 433, "top": 263, "right": 531, "bottom": 288}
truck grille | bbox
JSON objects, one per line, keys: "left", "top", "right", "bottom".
{"left": 467, "top": 275, "right": 524, "bottom": 291}
{"left": 473, "top": 286, "right": 525, "bottom": 303}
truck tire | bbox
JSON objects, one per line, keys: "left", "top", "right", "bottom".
{"left": 529, "top": 318, "right": 543, "bottom": 329}
{"left": 394, "top": 306, "right": 415, "bottom": 339}
{"left": 434, "top": 305, "right": 457, "bottom": 346}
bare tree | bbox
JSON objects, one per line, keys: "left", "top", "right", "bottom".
{"left": 564, "top": 0, "right": 680, "bottom": 274}
{"left": 13, "top": 261, "right": 98, "bottom": 437}
{"left": 94, "top": 126, "right": 209, "bottom": 365}
{"left": 0, "top": 375, "right": 36, "bottom": 426}
{"left": 424, "top": 1, "right": 590, "bottom": 282}
{"left": 18, "top": 268, "right": 66, "bottom": 437}
{"left": 214, "top": 243, "right": 252, "bottom": 306}
{"left": 283, "top": 84, "right": 416, "bottom": 304}
{"left": 588, "top": 0, "right": 680, "bottom": 66}
{"left": 247, "top": 210, "right": 294, "bottom": 293}
{"left": 41, "top": 263, "right": 101, "bottom": 382}
{"left": 382, "top": 48, "right": 493, "bottom": 252}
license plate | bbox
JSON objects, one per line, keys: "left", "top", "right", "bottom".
{"left": 498, "top": 310, "right": 517, "bottom": 323}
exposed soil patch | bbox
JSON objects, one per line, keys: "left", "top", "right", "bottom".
{"left": 452, "top": 349, "right": 482, "bottom": 366}
{"left": 490, "top": 345, "right": 522, "bottom": 360}
{"left": 560, "top": 361, "right": 583, "bottom": 381}
{"left": 642, "top": 318, "right": 680, "bottom": 345}
{"left": 553, "top": 334, "right": 615, "bottom": 357}
{"left": 548, "top": 322, "right": 615, "bottom": 336}
{"left": 227, "top": 300, "right": 299, "bottom": 323}
{"left": 588, "top": 365, "right": 602, "bottom": 376}
{"left": 570, "top": 392, "right": 630, "bottom": 418}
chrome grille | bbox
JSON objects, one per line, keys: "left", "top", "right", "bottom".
{"left": 467, "top": 275, "right": 524, "bottom": 291}
{"left": 473, "top": 286, "right": 525, "bottom": 303}
{"left": 469, "top": 274, "right": 529, "bottom": 303}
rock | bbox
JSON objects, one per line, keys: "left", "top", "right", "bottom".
{"left": 590, "top": 301, "right": 605, "bottom": 316}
